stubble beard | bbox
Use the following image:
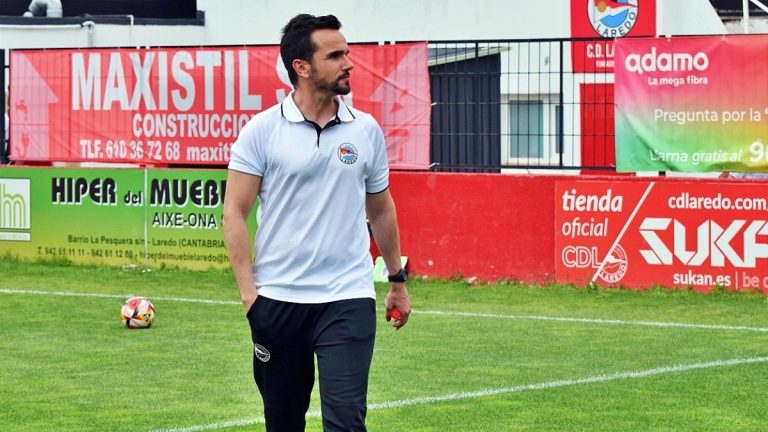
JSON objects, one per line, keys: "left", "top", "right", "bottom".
{"left": 323, "top": 76, "right": 350, "bottom": 95}
{"left": 311, "top": 68, "right": 351, "bottom": 95}
{"left": 334, "top": 79, "right": 351, "bottom": 95}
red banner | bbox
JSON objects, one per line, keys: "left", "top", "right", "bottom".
{"left": 556, "top": 180, "right": 768, "bottom": 293}
{"left": 9, "top": 44, "right": 431, "bottom": 168}
{"left": 570, "top": 0, "right": 656, "bottom": 73}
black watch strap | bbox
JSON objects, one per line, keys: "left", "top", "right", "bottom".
{"left": 387, "top": 267, "right": 408, "bottom": 283}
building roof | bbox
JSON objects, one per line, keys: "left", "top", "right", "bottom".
{"left": 711, "top": 0, "right": 768, "bottom": 18}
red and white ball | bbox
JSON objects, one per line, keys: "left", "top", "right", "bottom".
{"left": 120, "top": 296, "right": 156, "bottom": 329}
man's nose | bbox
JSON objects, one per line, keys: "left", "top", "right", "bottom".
{"left": 343, "top": 55, "right": 354, "bottom": 71}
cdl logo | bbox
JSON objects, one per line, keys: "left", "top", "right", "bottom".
{"left": 639, "top": 217, "right": 768, "bottom": 267}
{"left": 562, "top": 246, "right": 601, "bottom": 268}
{"left": 562, "top": 244, "right": 628, "bottom": 284}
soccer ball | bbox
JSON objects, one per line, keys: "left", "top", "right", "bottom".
{"left": 120, "top": 296, "right": 156, "bottom": 329}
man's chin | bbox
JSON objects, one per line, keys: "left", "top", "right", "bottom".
{"left": 334, "top": 85, "right": 351, "bottom": 95}
{"left": 333, "top": 76, "right": 352, "bottom": 94}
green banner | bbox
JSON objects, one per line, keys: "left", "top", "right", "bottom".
{"left": 615, "top": 35, "right": 768, "bottom": 172}
{"left": 0, "top": 167, "right": 256, "bottom": 270}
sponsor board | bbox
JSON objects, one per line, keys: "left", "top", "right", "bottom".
{"left": 615, "top": 35, "right": 768, "bottom": 172}
{"left": 556, "top": 180, "right": 768, "bottom": 292}
{"left": 0, "top": 167, "right": 257, "bottom": 270}
{"left": 9, "top": 44, "right": 430, "bottom": 169}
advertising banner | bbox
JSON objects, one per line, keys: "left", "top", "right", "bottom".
{"left": 0, "top": 167, "right": 255, "bottom": 270}
{"left": 615, "top": 35, "right": 768, "bottom": 172}
{"left": 570, "top": 0, "right": 656, "bottom": 73}
{"left": 143, "top": 169, "right": 232, "bottom": 268}
{"left": 556, "top": 180, "right": 768, "bottom": 293}
{"left": 9, "top": 43, "right": 430, "bottom": 169}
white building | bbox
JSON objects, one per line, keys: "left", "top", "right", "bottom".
{"left": 0, "top": 0, "right": 732, "bottom": 172}
{"left": 0, "top": 1, "right": 727, "bottom": 49}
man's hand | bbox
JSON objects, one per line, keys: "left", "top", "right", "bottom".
{"left": 242, "top": 293, "right": 258, "bottom": 315}
{"left": 385, "top": 283, "right": 412, "bottom": 329}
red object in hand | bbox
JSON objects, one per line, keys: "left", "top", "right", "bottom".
{"left": 391, "top": 309, "right": 402, "bottom": 320}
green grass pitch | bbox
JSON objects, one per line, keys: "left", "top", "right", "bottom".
{"left": 1, "top": 259, "right": 767, "bottom": 431}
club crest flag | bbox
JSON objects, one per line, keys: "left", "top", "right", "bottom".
{"left": 570, "top": 0, "right": 656, "bottom": 73}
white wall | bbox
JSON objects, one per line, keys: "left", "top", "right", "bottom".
{"left": 723, "top": 17, "right": 768, "bottom": 34}
{"left": 0, "top": 23, "right": 207, "bottom": 49}
{"left": 199, "top": 0, "right": 727, "bottom": 43}
{"left": 658, "top": 0, "right": 726, "bottom": 36}
{"left": 195, "top": 0, "right": 571, "bottom": 44}
{"left": 0, "top": 0, "right": 570, "bottom": 50}
{"left": 0, "top": 0, "right": 726, "bottom": 50}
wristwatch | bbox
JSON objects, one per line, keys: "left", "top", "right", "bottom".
{"left": 387, "top": 267, "right": 408, "bottom": 283}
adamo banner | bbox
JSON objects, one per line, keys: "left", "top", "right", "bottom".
{"left": 556, "top": 180, "right": 768, "bottom": 293}
{"left": 615, "top": 35, "right": 768, "bottom": 172}
{"left": 0, "top": 167, "right": 256, "bottom": 270}
{"left": 9, "top": 43, "right": 430, "bottom": 169}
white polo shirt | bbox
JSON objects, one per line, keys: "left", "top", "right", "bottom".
{"left": 228, "top": 93, "right": 390, "bottom": 303}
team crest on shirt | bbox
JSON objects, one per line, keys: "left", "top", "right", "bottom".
{"left": 337, "top": 143, "right": 358, "bottom": 164}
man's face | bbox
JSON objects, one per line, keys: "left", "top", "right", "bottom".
{"left": 308, "top": 29, "right": 354, "bottom": 95}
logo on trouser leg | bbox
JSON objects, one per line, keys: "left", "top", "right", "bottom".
{"left": 254, "top": 344, "right": 271, "bottom": 362}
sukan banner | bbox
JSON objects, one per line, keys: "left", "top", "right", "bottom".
{"left": 615, "top": 35, "right": 768, "bottom": 172}
{"left": 555, "top": 179, "right": 768, "bottom": 293}
{"left": 9, "top": 43, "right": 430, "bottom": 169}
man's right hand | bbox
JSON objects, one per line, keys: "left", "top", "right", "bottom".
{"left": 242, "top": 294, "right": 258, "bottom": 314}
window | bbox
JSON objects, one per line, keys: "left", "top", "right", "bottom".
{"left": 510, "top": 101, "right": 543, "bottom": 158}
{"left": 502, "top": 96, "right": 561, "bottom": 166}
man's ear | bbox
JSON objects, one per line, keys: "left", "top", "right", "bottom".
{"left": 293, "top": 59, "right": 311, "bottom": 80}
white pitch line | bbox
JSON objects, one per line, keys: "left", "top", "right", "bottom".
{"left": 0, "top": 288, "right": 241, "bottom": 305}
{"left": 3, "top": 288, "right": 768, "bottom": 333}
{"left": 416, "top": 309, "right": 768, "bottom": 333}
{"left": 150, "top": 356, "right": 768, "bottom": 432}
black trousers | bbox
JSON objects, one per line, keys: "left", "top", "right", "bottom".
{"left": 247, "top": 296, "right": 376, "bottom": 432}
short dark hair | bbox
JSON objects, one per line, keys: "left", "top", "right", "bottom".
{"left": 280, "top": 14, "right": 342, "bottom": 86}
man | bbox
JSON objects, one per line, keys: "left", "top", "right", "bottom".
{"left": 223, "top": 13, "right": 412, "bottom": 432}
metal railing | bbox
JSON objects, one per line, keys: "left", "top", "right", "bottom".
{"left": 428, "top": 38, "right": 617, "bottom": 172}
